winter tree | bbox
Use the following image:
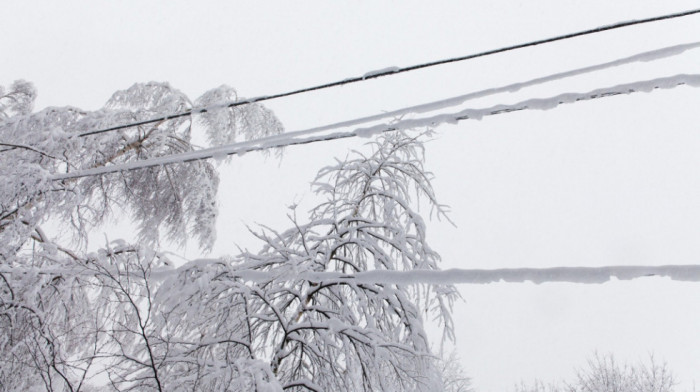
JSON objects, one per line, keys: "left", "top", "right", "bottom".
{"left": 0, "top": 80, "right": 459, "bottom": 391}
{"left": 514, "top": 353, "right": 676, "bottom": 392}
{"left": 437, "top": 351, "right": 473, "bottom": 392}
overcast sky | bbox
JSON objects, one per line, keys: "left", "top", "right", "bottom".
{"left": 3, "top": 2, "right": 700, "bottom": 390}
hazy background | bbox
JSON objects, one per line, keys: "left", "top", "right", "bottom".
{"left": 3, "top": 2, "right": 700, "bottom": 390}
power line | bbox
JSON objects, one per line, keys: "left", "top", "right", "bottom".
{"left": 51, "top": 73, "right": 700, "bottom": 181}
{"left": 76, "top": 7, "right": 700, "bottom": 138}
{"left": 5, "top": 41, "right": 696, "bottom": 161}
{"left": 5, "top": 42, "right": 696, "bottom": 157}
{"left": 6, "top": 42, "right": 700, "bottom": 155}
{"left": 275, "top": 265, "right": 700, "bottom": 285}
{"left": 2, "top": 263, "right": 699, "bottom": 285}
{"left": 268, "top": 42, "right": 698, "bottom": 140}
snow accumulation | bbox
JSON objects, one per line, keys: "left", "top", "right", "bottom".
{"left": 52, "top": 72, "right": 700, "bottom": 181}
{"left": 258, "top": 43, "right": 700, "bottom": 140}
{"left": 130, "top": 43, "right": 700, "bottom": 148}
{"left": 301, "top": 265, "right": 700, "bottom": 285}
{"left": 362, "top": 66, "right": 401, "bottom": 79}
{"left": 5, "top": 265, "right": 698, "bottom": 285}
{"left": 197, "top": 102, "right": 231, "bottom": 114}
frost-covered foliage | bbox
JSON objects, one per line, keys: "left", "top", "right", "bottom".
{"left": 437, "top": 351, "right": 473, "bottom": 392}
{"left": 514, "top": 353, "right": 676, "bottom": 392}
{"left": 0, "top": 81, "right": 281, "bottom": 254}
{"left": 0, "top": 80, "right": 36, "bottom": 119}
{"left": 0, "top": 80, "right": 283, "bottom": 391}
{"left": 150, "top": 132, "right": 458, "bottom": 391}
{"left": 1, "top": 79, "right": 455, "bottom": 391}
{"left": 194, "top": 85, "right": 284, "bottom": 149}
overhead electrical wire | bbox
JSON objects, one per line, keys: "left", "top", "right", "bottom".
{"left": 6, "top": 10, "right": 700, "bottom": 288}
{"left": 52, "top": 73, "right": 700, "bottom": 181}
{"left": 74, "top": 7, "right": 700, "bottom": 138}
{"left": 5, "top": 41, "right": 696, "bottom": 160}
{"left": 221, "top": 42, "right": 698, "bottom": 141}
{"left": 43, "top": 41, "right": 700, "bottom": 180}
{"left": 2, "top": 264, "right": 699, "bottom": 285}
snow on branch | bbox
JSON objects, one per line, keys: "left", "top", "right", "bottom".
{"left": 52, "top": 73, "right": 700, "bottom": 181}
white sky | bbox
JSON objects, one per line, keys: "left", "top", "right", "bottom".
{"left": 3, "top": 1, "right": 700, "bottom": 390}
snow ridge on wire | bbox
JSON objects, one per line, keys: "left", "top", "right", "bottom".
{"left": 275, "top": 265, "right": 700, "bottom": 285}
{"left": 76, "top": 8, "right": 700, "bottom": 138}
{"left": 52, "top": 73, "right": 700, "bottom": 181}
{"left": 3, "top": 264, "right": 699, "bottom": 285}
{"left": 286, "top": 42, "right": 700, "bottom": 136}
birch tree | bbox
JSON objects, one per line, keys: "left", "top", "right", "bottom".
{"left": 1, "top": 80, "right": 458, "bottom": 391}
{"left": 0, "top": 80, "right": 282, "bottom": 390}
{"left": 149, "top": 131, "right": 457, "bottom": 391}
{"left": 514, "top": 353, "right": 676, "bottom": 392}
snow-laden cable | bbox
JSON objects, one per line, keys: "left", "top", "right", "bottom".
{"left": 298, "top": 265, "right": 700, "bottom": 285}
{"left": 227, "top": 42, "right": 700, "bottom": 141}
{"left": 52, "top": 73, "right": 700, "bottom": 181}
{"left": 9, "top": 41, "right": 700, "bottom": 160}
{"left": 76, "top": 7, "right": 700, "bottom": 137}
{"left": 3, "top": 264, "right": 699, "bottom": 285}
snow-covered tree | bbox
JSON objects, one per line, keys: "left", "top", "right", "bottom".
{"left": 0, "top": 80, "right": 282, "bottom": 390}
{"left": 149, "top": 131, "right": 458, "bottom": 391}
{"left": 0, "top": 80, "right": 457, "bottom": 391}
{"left": 514, "top": 353, "right": 676, "bottom": 392}
{"left": 437, "top": 351, "right": 473, "bottom": 392}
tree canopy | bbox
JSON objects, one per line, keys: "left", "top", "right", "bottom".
{"left": 0, "top": 80, "right": 458, "bottom": 391}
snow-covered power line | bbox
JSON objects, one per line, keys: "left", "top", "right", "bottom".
{"left": 9, "top": 42, "right": 698, "bottom": 161}
{"left": 6, "top": 42, "right": 697, "bottom": 157}
{"left": 75, "top": 7, "right": 700, "bottom": 138}
{"left": 268, "top": 42, "right": 699, "bottom": 137}
{"left": 263, "top": 265, "right": 700, "bottom": 285}
{"left": 3, "top": 264, "right": 699, "bottom": 285}
{"left": 52, "top": 73, "right": 700, "bottom": 181}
